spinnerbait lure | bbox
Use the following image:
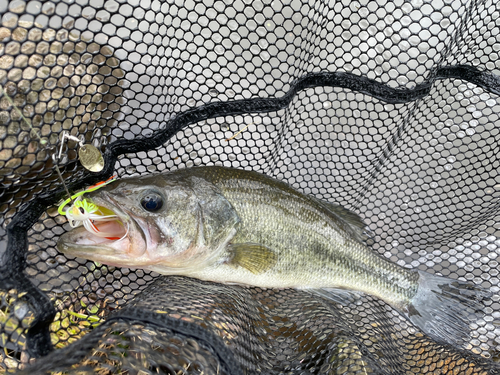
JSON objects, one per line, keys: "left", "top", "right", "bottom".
{"left": 58, "top": 177, "right": 125, "bottom": 240}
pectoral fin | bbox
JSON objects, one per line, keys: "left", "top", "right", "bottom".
{"left": 228, "top": 243, "right": 277, "bottom": 274}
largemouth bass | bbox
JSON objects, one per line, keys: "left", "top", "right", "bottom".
{"left": 57, "top": 166, "right": 492, "bottom": 348}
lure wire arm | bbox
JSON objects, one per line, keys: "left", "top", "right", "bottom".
{"left": 57, "top": 132, "right": 84, "bottom": 160}
{"left": 53, "top": 131, "right": 84, "bottom": 206}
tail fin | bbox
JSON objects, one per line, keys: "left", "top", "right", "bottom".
{"left": 401, "top": 270, "right": 493, "bottom": 348}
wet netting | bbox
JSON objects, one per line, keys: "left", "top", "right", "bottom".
{"left": 1, "top": 0, "right": 500, "bottom": 373}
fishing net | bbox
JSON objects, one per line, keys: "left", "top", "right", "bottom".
{"left": 1, "top": 0, "right": 500, "bottom": 373}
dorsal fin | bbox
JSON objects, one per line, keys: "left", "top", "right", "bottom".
{"left": 313, "top": 198, "right": 368, "bottom": 243}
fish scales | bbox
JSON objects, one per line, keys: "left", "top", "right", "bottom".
{"left": 180, "top": 167, "right": 418, "bottom": 307}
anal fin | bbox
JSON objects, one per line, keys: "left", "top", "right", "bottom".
{"left": 306, "top": 288, "right": 365, "bottom": 306}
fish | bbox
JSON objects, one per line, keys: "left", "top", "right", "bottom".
{"left": 57, "top": 166, "right": 492, "bottom": 349}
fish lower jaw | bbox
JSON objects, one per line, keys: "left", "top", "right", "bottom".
{"left": 58, "top": 219, "right": 147, "bottom": 263}
{"left": 58, "top": 225, "right": 122, "bottom": 247}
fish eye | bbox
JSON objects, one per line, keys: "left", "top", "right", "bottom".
{"left": 140, "top": 192, "right": 163, "bottom": 212}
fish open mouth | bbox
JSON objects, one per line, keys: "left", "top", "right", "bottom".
{"left": 92, "top": 198, "right": 131, "bottom": 242}
{"left": 65, "top": 217, "right": 129, "bottom": 247}
{"left": 61, "top": 195, "right": 130, "bottom": 246}
{"left": 86, "top": 219, "right": 128, "bottom": 243}
{"left": 58, "top": 191, "right": 152, "bottom": 263}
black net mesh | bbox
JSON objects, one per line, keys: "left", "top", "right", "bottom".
{"left": 1, "top": 0, "right": 500, "bottom": 373}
